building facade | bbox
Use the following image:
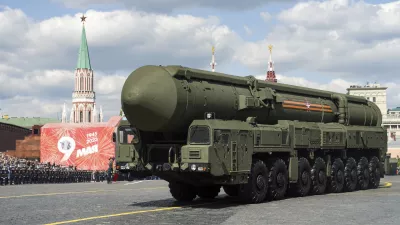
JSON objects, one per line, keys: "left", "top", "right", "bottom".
{"left": 0, "top": 122, "right": 31, "bottom": 152}
{"left": 346, "top": 83, "right": 387, "bottom": 115}
{"left": 347, "top": 83, "right": 400, "bottom": 157}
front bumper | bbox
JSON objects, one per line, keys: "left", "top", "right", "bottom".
{"left": 116, "top": 162, "right": 146, "bottom": 171}
{"left": 145, "top": 162, "right": 211, "bottom": 173}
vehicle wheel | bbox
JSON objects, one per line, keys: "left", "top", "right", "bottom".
{"left": 127, "top": 173, "right": 134, "bottom": 181}
{"left": 238, "top": 159, "right": 269, "bottom": 204}
{"left": 329, "top": 158, "right": 345, "bottom": 193}
{"left": 268, "top": 158, "right": 289, "bottom": 200}
{"left": 292, "top": 157, "right": 311, "bottom": 197}
{"left": 197, "top": 185, "right": 221, "bottom": 199}
{"left": 223, "top": 185, "right": 239, "bottom": 197}
{"left": 169, "top": 182, "right": 197, "bottom": 202}
{"left": 311, "top": 157, "right": 327, "bottom": 195}
{"left": 357, "top": 157, "right": 369, "bottom": 190}
{"left": 369, "top": 156, "right": 381, "bottom": 189}
{"left": 344, "top": 157, "right": 357, "bottom": 192}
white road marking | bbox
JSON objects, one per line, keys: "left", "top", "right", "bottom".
{"left": 123, "top": 181, "right": 145, "bottom": 185}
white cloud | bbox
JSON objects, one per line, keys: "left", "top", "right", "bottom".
{"left": 260, "top": 12, "right": 272, "bottom": 22}
{"left": 51, "top": 0, "right": 296, "bottom": 12}
{"left": 0, "top": 68, "right": 126, "bottom": 119}
{"left": 244, "top": 25, "right": 252, "bottom": 36}
{"left": 235, "top": 0, "right": 400, "bottom": 79}
{"left": 0, "top": 7, "right": 242, "bottom": 72}
{"left": 2, "top": 0, "right": 400, "bottom": 120}
{"left": 0, "top": 6, "right": 242, "bottom": 119}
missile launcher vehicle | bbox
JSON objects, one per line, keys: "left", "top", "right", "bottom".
{"left": 117, "top": 65, "right": 387, "bottom": 203}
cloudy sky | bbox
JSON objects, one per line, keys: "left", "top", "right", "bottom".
{"left": 1, "top": 0, "right": 400, "bottom": 121}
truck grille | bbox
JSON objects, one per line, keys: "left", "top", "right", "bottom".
{"left": 189, "top": 150, "right": 201, "bottom": 159}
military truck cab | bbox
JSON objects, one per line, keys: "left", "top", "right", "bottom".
{"left": 180, "top": 116, "right": 254, "bottom": 185}
{"left": 113, "top": 119, "right": 150, "bottom": 180}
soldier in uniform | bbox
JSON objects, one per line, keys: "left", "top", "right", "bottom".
{"left": 107, "top": 157, "right": 114, "bottom": 184}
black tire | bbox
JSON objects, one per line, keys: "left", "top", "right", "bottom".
{"left": 197, "top": 185, "right": 221, "bottom": 199}
{"left": 169, "top": 182, "right": 197, "bottom": 202}
{"left": 357, "top": 157, "right": 369, "bottom": 190}
{"left": 344, "top": 157, "right": 357, "bottom": 192}
{"left": 293, "top": 157, "right": 311, "bottom": 197}
{"left": 127, "top": 173, "right": 134, "bottom": 182}
{"left": 329, "top": 158, "right": 345, "bottom": 193}
{"left": 238, "top": 159, "right": 269, "bottom": 204}
{"left": 369, "top": 156, "right": 381, "bottom": 189}
{"left": 268, "top": 158, "right": 289, "bottom": 200}
{"left": 311, "top": 157, "right": 327, "bottom": 195}
{"left": 223, "top": 185, "right": 239, "bottom": 197}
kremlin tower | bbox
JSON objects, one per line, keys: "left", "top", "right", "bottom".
{"left": 210, "top": 46, "right": 217, "bottom": 72}
{"left": 62, "top": 14, "right": 103, "bottom": 123}
{"left": 265, "top": 44, "right": 277, "bottom": 83}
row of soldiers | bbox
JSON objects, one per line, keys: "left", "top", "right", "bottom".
{"left": 0, "top": 153, "right": 161, "bottom": 186}
{"left": 0, "top": 152, "right": 111, "bottom": 185}
{"left": 0, "top": 167, "right": 110, "bottom": 186}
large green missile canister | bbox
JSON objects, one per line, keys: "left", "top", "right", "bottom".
{"left": 121, "top": 65, "right": 382, "bottom": 132}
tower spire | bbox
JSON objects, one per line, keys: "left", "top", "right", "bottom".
{"left": 77, "top": 14, "right": 91, "bottom": 69}
{"left": 71, "top": 14, "right": 97, "bottom": 124}
{"left": 99, "top": 106, "right": 103, "bottom": 122}
{"left": 93, "top": 103, "right": 97, "bottom": 122}
{"left": 61, "top": 103, "right": 67, "bottom": 123}
{"left": 210, "top": 46, "right": 217, "bottom": 72}
{"left": 265, "top": 44, "right": 277, "bottom": 83}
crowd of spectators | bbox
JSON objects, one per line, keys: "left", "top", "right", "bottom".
{"left": 0, "top": 152, "right": 75, "bottom": 171}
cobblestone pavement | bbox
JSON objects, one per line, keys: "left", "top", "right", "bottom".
{"left": 0, "top": 177, "right": 399, "bottom": 225}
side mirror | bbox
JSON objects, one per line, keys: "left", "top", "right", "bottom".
{"left": 112, "top": 133, "right": 116, "bottom": 142}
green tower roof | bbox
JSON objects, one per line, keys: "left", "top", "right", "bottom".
{"left": 76, "top": 25, "right": 92, "bottom": 69}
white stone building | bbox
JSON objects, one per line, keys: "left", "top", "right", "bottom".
{"left": 346, "top": 82, "right": 387, "bottom": 115}
{"left": 347, "top": 82, "right": 400, "bottom": 157}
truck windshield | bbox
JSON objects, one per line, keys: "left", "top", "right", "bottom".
{"left": 118, "top": 126, "right": 139, "bottom": 144}
{"left": 189, "top": 126, "right": 210, "bottom": 145}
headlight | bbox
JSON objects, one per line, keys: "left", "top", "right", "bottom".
{"left": 184, "top": 163, "right": 209, "bottom": 172}
{"left": 191, "top": 164, "right": 197, "bottom": 171}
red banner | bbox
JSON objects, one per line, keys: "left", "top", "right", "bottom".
{"left": 40, "top": 116, "right": 121, "bottom": 171}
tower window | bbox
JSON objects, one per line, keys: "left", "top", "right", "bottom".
{"left": 373, "top": 97, "right": 376, "bottom": 102}
{"left": 88, "top": 111, "right": 91, "bottom": 122}
{"left": 80, "top": 111, "right": 83, "bottom": 122}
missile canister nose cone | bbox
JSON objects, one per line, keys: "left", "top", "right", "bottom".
{"left": 121, "top": 65, "right": 178, "bottom": 132}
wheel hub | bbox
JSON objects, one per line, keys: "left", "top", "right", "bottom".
{"left": 337, "top": 170, "right": 344, "bottom": 183}
{"left": 351, "top": 169, "right": 357, "bottom": 181}
{"left": 301, "top": 171, "right": 309, "bottom": 184}
{"left": 363, "top": 168, "right": 369, "bottom": 179}
{"left": 256, "top": 174, "right": 265, "bottom": 190}
{"left": 375, "top": 169, "right": 380, "bottom": 179}
{"left": 318, "top": 171, "right": 325, "bottom": 183}
{"left": 276, "top": 173, "right": 284, "bottom": 187}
